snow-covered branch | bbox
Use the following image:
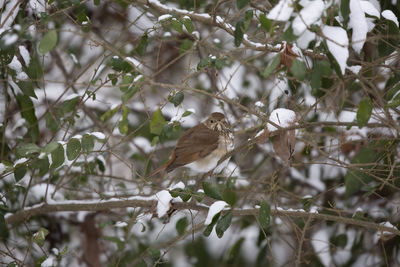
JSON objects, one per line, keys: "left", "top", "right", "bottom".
{"left": 6, "top": 199, "right": 400, "bottom": 236}
{"left": 145, "top": 0, "right": 277, "bottom": 52}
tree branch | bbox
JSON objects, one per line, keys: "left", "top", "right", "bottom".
{"left": 5, "top": 198, "right": 156, "bottom": 225}
{"left": 144, "top": 0, "right": 277, "bottom": 52}
{"left": 6, "top": 199, "right": 400, "bottom": 236}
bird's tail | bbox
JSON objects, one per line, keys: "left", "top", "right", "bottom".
{"left": 147, "top": 157, "right": 173, "bottom": 177}
{"left": 147, "top": 164, "right": 166, "bottom": 177}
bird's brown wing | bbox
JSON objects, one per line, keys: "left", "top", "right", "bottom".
{"left": 166, "top": 123, "right": 219, "bottom": 172}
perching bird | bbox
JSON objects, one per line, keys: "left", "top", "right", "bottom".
{"left": 149, "top": 112, "right": 234, "bottom": 176}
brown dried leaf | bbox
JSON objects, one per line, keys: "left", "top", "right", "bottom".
{"left": 280, "top": 42, "right": 299, "bottom": 69}
{"left": 255, "top": 127, "right": 270, "bottom": 144}
{"left": 273, "top": 129, "right": 295, "bottom": 165}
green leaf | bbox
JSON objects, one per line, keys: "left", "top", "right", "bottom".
{"left": 118, "top": 106, "right": 129, "bottom": 134}
{"left": 282, "top": 26, "right": 297, "bottom": 42}
{"left": 119, "top": 74, "right": 133, "bottom": 92}
{"left": 258, "top": 200, "right": 271, "bottom": 230}
{"left": 135, "top": 33, "right": 148, "bottom": 56}
{"left": 151, "top": 136, "right": 159, "bottom": 146}
{"left": 234, "top": 21, "right": 245, "bottom": 47}
{"left": 182, "top": 110, "right": 193, "bottom": 117}
{"left": 197, "top": 58, "right": 209, "bottom": 70}
{"left": 333, "top": 234, "right": 347, "bottom": 248}
{"left": 38, "top": 30, "right": 58, "bottom": 54}
{"left": 311, "top": 60, "right": 332, "bottom": 96}
{"left": 15, "top": 94, "right": 39, "bottom": 142}
{"left": 162, "top": 123, "right": 174, "bottom": 139}
{"left": 237, "top": 0, "right": 249, "bottom": 9}
{"left": 45, "top": 112, "right": 59, "bottom": 132}
{"left": 108, "top": 73, "right": 118, "bottom": 85}
{"left": 146, "top": 247, "right": 161, "bottom": 260}
{"left": 356, "top": 97, "right": 372, "bottom": 128}
{"left": 168, "top": 91, "right": 184, "bottom": 107}
{"left": 245, "top": 10, "right": 253, "bottom": 21}
{"left": 203, "top": 212, "right": 220, "bottom": 237}
{"left": 18, "top": 81, "right": 37, "bottom": 99}
{"left": 110, "top": 57, "right": 133, "bottom": 73}
{"left": 43, "top": 141, "right": 59, "bottom": 154}
{"left": 363, "top": 185, "right": 378, "bottom": 197}
{"left": 26, "top": 54, "right": 43, "bottom": 80}
{"left": 386, "top": 98, "right": 400, "bottom": 108}
{"left": 244, "top": 10, "right": 253, "bottom": 31}
{"left": 17, "top": 143, "right": 40, "bottom": 157}
{"left": 182, "top": 17, "right": 194, "bottom": 33}
{"left": 222, "top": 189, "right": 237, "bottom": 206}
{"left": 96, "top": 158, "right": 105, "bottom": 172}
{"left": 345, "top": 170, "right": 366, "bottom": 196}
{"left": 62, "top": 96, "right": 79, "bottom": 114}
{"left": 215, "top": 211, "right": 232, "bottom": 238}
{"left": 66, "top": 138, "right": 81, "bottom": 160}
{"left": 77, "top": 12, "right": 89, "bottom": 24}
{"left": 14, "top": 164, "right": 27, "bottom": 181}
{"left": 179, "top": 39, "right": 193, "bottom": 54}
{"left": 262, "top": 54, "right": 281, "bottom": 78}
{"left": 214, "top": 58, "right": 224, "bottom": 70}
{"left": 377, "top": 20, "right": 399, "bottom": 57}
{"left": 33, "top": 227, "right": 49, "bottom": 247}
{"left": 290, "top": 59, "right": 307, "bottom": 81}
{"left": 344, "top": 141, "right": 389, "bottom": 196}
{"left": 171, "top": 19, "right": 183, "bottom": 33}
{"left": 202, "top": 182, "right": 223, "bottom": 200}
{"left": 100, "top": 105, "right": 120, "bottom": 122}
{"left": 36, "top": 157, "right": 50, "bottom": 176}
{"left": 51, "top": 143, "right": 65, "bottom": 169}
{"left": 322, "top": 41, "right": 343, "bottom": 79}
{"left": 301, "top": 196, "right": 312, "bottom": 211}
{"left": 121, "top": 83, "right": 140, "bottom": 103}
{"left": 340, "top": 0, "right": 350, "bottom": 23}
{"left": 150, "top": 108, "right": 166, "bottom": 135}
{"left": 228, "top": 237, "right": 244, "bottom": 262}
{"left": 385, "top": 83, "right": 400, "bottom": 108}
{"left": 176, "top": 217, "right": 188, "bottom": 236}
{"left": 0, "top": 210, "right": 9, "bottom": 240}
{"left": 169, "top": 188, "right": 192, "bottom": 202}
{"left": 136, "top": 259, "right": 147, "bottom": 267}
{"left": 259, "top": 14, "right": 272, "bottom": 32}
{"left": 0, "top": 45, "right": 14, "bottom": 66}
{"left": 385, "top": 82, "right": 400, "bottom": 101}
{"left": 181, "top": 189, "right": 192, "bottom": 202}
{"left": 59, "top": 245, "right": 68, "bottom": 257}
{"left": 15, "top": 95, "right": 37, "bottom": 124}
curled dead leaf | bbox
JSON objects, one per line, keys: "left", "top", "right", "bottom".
{"left": 273, "top": 129, "right": 295, "bottom": 166}
{"left": 280, "top": 42, "right": 299, "bottom": 69}
{"left": 255, "top": 127, "right": 270, "bottom": 144}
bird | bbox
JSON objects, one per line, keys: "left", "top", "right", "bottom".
{"left": 148, "top": 112, "right": 234, "bottom": 176}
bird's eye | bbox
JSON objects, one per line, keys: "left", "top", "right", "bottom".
{"left": 210, "top": 120, "right": 214, "bottom": 123}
